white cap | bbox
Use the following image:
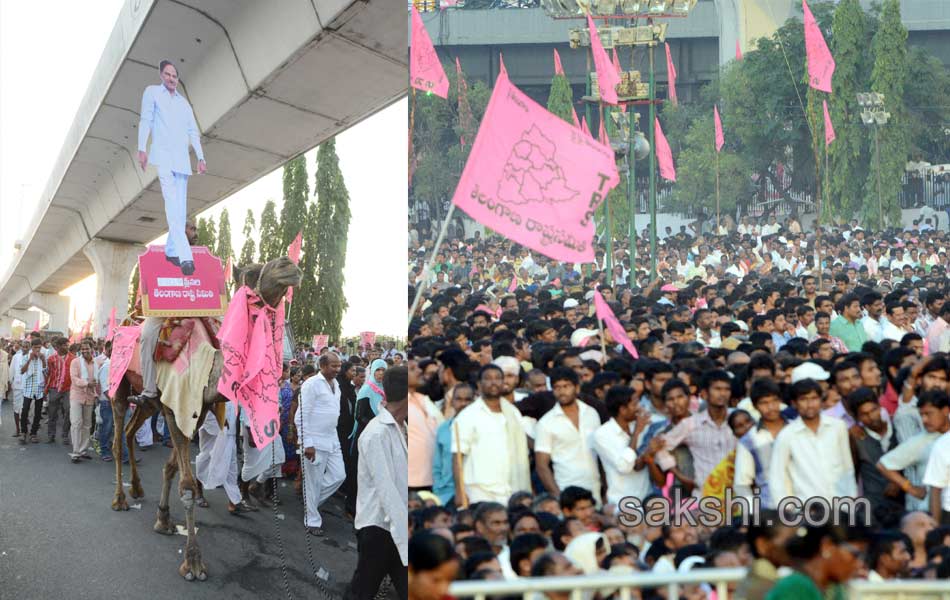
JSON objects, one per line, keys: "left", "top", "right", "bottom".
{"left": 563, "top": 298, "right": 579, "bottom": 309}
{"left": 790, "top": 362, "right": 830, "bottom": 384}
{"left": 571, "top": 328, "right": 599, "bottom": 347}
{"left": 492, "top": 356, "right": 521, "bottom": 375}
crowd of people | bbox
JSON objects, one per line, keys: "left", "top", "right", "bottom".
{"left": 406, "top": 214, "right": 950, "bottom": 600}
{"left": 1, "top": 332, "right": 408, "bottom": 600}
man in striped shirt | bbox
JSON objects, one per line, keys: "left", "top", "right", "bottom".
{"left": 19, "top": 338, "right": 47, "bottom": 444}
{"left": 45, "top": 337, "right": 73, "bottom": 445}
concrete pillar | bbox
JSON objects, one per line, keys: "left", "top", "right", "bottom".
{"left": 9, "top": 309, "right": 41, "bottom": 332}
{"left": 0, "top": 315, "right": 14, "bottom": 337}
{"left": 27, "top": 292, "right": 70, "bottom": 333}
{"left": 83, "top": 239, "right": 145, "bottom": 339}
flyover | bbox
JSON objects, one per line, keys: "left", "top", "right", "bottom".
{"left": 0, "top": 0, "right": 405, "bottom": 336}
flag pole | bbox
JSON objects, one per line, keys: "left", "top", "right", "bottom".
{"left": 715, "top": 146, "right": 721, "bottom": 232}
{"left": 408, "top": 203, "right": 457, "bottom": 326}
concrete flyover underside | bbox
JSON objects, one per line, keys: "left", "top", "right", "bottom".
{"left": 0, "top": 0, "right": 405, "bottom": 327}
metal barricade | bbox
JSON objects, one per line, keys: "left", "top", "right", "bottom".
{"left": 449, "top": 568, "right": 747, "bottom": 600}
{"left": 849, "top": 580, "right": 950, "bottom": 600}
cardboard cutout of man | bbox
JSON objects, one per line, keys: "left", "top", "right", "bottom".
{"left": 138, "top": 60, "right": 206, "bottom": 276}
{"left": 128, "top": 221, "right": 198, "bottom": 408}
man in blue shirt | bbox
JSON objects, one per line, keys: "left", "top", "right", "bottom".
{"left": 432, "top": 382, "right": 475, "bottom": 505}
{"left": 138, "top": 60, "right": 206, "bottom": 276}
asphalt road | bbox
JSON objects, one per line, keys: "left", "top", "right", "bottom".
{"left": 0, "top": 399, "right": 359, "bottom": 600}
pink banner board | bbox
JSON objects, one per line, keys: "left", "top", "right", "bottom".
{"left": 139, "top": 246, "right": 226, "bottom": 317}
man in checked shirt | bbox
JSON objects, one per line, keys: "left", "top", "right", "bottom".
{"left": 45, "top": 337, "right": 73, "bottom": 445}
{"left": 19, "top": 338, "right": 48, "bottom": 444}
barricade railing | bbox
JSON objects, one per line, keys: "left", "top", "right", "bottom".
{"left": 849, "top": 580, "right": 950, "bottom": 600}
{"left": 449, "top": 568, "right": 746, "bottom": 600}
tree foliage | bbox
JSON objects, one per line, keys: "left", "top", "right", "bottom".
{"left": 312, "top": 139, "right": 351, "bottom": 342}
{"left": 547, "top": 73, "right": 576, "bottom": 125}
{"left": 215, "top": 208, "right": 234, "bottom": 263}
{"left": 865, "top": 0, "right": 908, "bottom": 227}
{"left": 257, "top": 200, "right": 281, "bottom": 263}
{"left": 195, "top": 216, "right": 217, "bottom": 250}
{"left": 280, "top": 156, "right": 310, "bottom": 251}
{"left": 239, "top": 209, "right": 256, "bottom": 267}
{"left": 411, "top": 60, "right": 491, "bottom": 208}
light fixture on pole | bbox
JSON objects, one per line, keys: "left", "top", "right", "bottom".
{"left": 857, "top": 92, "right": 890, "bottom": 230}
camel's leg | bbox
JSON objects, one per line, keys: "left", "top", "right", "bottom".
{"left": 154, "top": 447, "right": 178, "bottom": 535}
{"left": 124, "top": 403, "right": 154, "bottom": 499}
{"left": 111, "top": 390, "right": 130, "bottom": 511}
{"left": 165, "top": 406, "right": 207, "bottom": 581}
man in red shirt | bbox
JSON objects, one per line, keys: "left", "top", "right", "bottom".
{"left": 45, "top": 337, "right": 73, "bottom": 445}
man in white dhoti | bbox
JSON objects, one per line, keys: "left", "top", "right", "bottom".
{"left": 195, "top": 401, "right": 255, "bottom": 513}
{"left": 241, "top": 406, "right": 285, "bottom": 507}
{"left": 137, "top": 59, "right": 206, "bottom": 276}
{"left": 295, "top": 352, "right": 346, "bottom": 536}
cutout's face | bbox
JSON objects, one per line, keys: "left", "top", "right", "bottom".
{"left": 161, "top": 64, "right": 179, "bottom": 92}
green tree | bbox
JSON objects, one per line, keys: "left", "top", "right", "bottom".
{"left": 827, "top": 0, "right": 869, "bottom": 222}
{"left": 290, "top": 200, "right": 320, "bottom": 339}
{"left": 215, "top": 208, "right": 235, "bottom": 263}
{"left": 257, "top": 200, "right": 282, "bottom": 263}
{"left": 239, "top": 209, "right": 256, "bottom": 266}
{"left": 280, "top": 156, "right": 309, "bottom": 251}
{"left": 864, "top": 0, "right": 907, "bottom": 227}
{"left": 195, "top": 217, "right": 216, "bottom": 248}
{"left": 312, "top": 138, "right": 351, "bottom": 342}
{"left": 128, "top": 264, "right": 140, "bottom": 314}
{"left": 546, "top": 73, "right": 576, "bottom": 125}
{"left": 411, "top": 60, "right": 491, "bottom": 209}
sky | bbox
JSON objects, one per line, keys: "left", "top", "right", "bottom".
{"left": 0, "top": 0, "right": 406, "bottom": 339}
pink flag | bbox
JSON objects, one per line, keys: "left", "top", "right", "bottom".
{"left": 570, "top": 104, "right": 581, "bottom": 129}
{"left": 655, "top": 117, "right": 676, "bottom": 181}
{"left": 823, "top": 99, "right": 836, "bottom": 146}
{"left": 410, "top": 6, "right": 449, "bottom": 98}
{"left": 108, "top": 325, "right": 142, "bottom": 399}
{"left": 594, "top": 290, "right": 639, "bottom": 359}
{"left": 360, "top": 331, "right": 377, "bottom": 349}
{"left": 451, "top": 71, "right": 620, "bottom": 264}
{"left": 611, "top": 48, "right": 622, "bottom": 76}
{"left": 553, "top": 48, "right": 565, "bottom": 76}
{"left": 32, "top": 319, "right": 39, "bottom": 332}
{"left": 665, "top": 42, "right": 677, "bottom": 106}
{"left": 224, "top": 256, "right": 232, "bottom": 283}
{"left": 508, "top": 274, "right": 518, "bottom": 293}
{"left": 312, "top": 334, "right": 329, "bottom": 352}
{"left": 217, "top": 286, "right": 286, "bottom": 448}
{"left": 105, "top": 307, "right": 117, "bottom": 342}
{"left": 581, "top": 116, "right": 591, "bottom": 137}
{"left": 287, "top": 231, "right": 302, "bottom": 265}
{"left": 736, "top": 40, "right": 743, "bottom": 61}
{"left": 803, "top": 0, "right": 835, "bottom": 93}
{"left": 599, "top": 117, "right": 609, "bottom": 146}
{"left": 714, "top": 105, "right": 725, "bottom": 152}
{"left": 587, "top": 15, "right": 619, "bottom": 105}
{"left": 499, "top": 52, "right": 507, "bottom": 78}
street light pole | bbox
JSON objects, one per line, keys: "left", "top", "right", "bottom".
{"left": 874, "top": 126, "right": 883, "bottom": 231}
{"left": 648, "top": 43, "right": 657, "bottom": 281}
{"left": 628, "top": 118, "right": 637, "bottom": 289}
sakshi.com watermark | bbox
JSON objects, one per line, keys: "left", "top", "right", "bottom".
{"left": 617, "top": 489, "right": 872, "bottom": 528}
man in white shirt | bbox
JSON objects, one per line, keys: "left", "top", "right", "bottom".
{"left": 768, "top": 379, "right": 857, "bottom": 508}
{"left": 924, "top": 427, "right": 950, "bottom": 525}
{"left": 8, "top": 342, "right": 27, "bottom": 437}
{"left": 592, "top": 386, "right": 652, "bottom": 505}
{"left": 347, "top": 366, "right": 408, "bottom": 600}
{"left": 453, "top": 365, "right": 531, "bottom": 504}
{"left": 861, "top": 291, "right": 886, "bottom": 344}
{"left": 294, "top": 352, "right": 346, "bottom": 536}
{"left": 535, "top": 367, "right": 602, "bottom": 505}
{"left": 138, "top": 60, "right": 206, "bottom": 275}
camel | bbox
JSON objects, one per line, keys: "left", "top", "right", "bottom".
{"left": 109, "top": 256, "right": 302, "bottom": 581}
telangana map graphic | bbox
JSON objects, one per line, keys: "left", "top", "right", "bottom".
{"left": 497, "top": 125, "right": 579, "bottom": 206}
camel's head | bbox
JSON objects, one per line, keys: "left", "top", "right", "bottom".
{"left": 235, "top": 257, "right": 302, "bottom": 308}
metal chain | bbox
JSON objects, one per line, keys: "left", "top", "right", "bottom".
{"left": 298, "top": 380, "right": 341, "bottom": 600}
{"left": 269, "top": 426, "right": 295, "bottom": 600}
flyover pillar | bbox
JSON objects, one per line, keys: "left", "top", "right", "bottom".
{"left": 0, "top": 315, "right": 14, "bottom": 337}
{"left": 9, "top": 309, "right": 41, "bottom": 332}
{"left": 27, "top": 292, "right": 70, "bottom": 334}
{"left": 83, "top": 240, "right": 145, "bottom": 339}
